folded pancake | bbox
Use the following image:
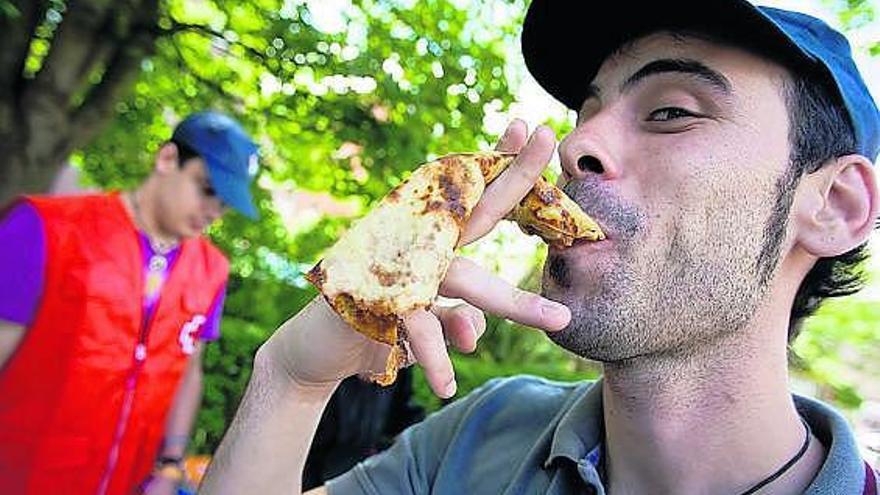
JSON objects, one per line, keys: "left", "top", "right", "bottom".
{"left": 307, "top": 151, "right": 603, "bottom": 385}
{"left": 307, "top": 155, "right": 485, "bottom": 384}
{"left": 440, "top": 152, "right": 604, "bottom": 247}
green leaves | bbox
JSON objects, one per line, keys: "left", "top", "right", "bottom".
{"left": 69, "top": 0, "right": 880, "bottom": 454}
{"left": 80, "top": 1, "right": 520, "bottom": 337}
{"left": 74, "top": 0, "right": 521, "bottom": 454}
{"left": 793, "top": 296, "right": 880, "bottom": 409}
{"left": 0, "top": 0, "right": 20, "bottom": 19}
{"left": 829, "top": 0, "right": 875, "bottom": 30}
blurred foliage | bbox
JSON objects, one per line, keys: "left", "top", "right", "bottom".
{"left": 0, "top": 0, "right": 18, "bottom": 19}
{"left": 822, "top": 0, "right": 875, "bottom": 29}
{"left": 412, "top": 349, "right": 600, "bottom": 414}
{"left": 793, "top": 295, "right": 880, "bottom": 409}
{"left": 61, "top": 0, "right": 880, "bottom": 455}
{"left": 76, "top": 0, "right": 526, "bottom": 454}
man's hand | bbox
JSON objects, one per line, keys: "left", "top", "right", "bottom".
{"left": 259, "top": 120, "right": 571, "bottom": 398}
{"left": 200, "top": 120, "right": 572, "bottom": 494}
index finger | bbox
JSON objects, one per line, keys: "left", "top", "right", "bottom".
{"left": 495, "top": 118, "right": 529, "bottom": 153}
{"left": 459, "top": 125, "right": 557, "bottom": 245}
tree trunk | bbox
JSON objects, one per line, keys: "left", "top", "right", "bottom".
{"left": 0, "top": 0, "right": 160, "bottom": 206}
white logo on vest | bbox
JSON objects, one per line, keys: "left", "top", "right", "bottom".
{"left": 179, "top": 314, "right": 206, "bottom": 355}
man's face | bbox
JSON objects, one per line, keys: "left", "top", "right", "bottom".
{"left": 154, "top": 157, "right": 227, "bottom": 239}
{"left": 541, "top": 33, "right": 795, "bottom": 362}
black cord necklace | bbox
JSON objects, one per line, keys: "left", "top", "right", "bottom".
{"left": 738, "top": 419, "right": 812, "bottom": 495}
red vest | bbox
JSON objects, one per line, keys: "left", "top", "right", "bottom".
{"left": 0, "top": 193, "right": 228, "bottom": 494}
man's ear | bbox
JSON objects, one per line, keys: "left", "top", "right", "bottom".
{"left": 795, "top": 155, "right": 878, "bottom": 257}
{"left": 155, "top": 142, "right": 180, "bottom": 175}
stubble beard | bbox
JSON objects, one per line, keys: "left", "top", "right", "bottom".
{"left": 541, "top": 175, "right": 792, "bottom": 364}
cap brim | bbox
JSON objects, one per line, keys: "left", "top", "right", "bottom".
{"left": 522, "top": 0, "right": 807, "bottom": 111}
{"left": 204, "top": 160, "right": 259, "bottom": 220}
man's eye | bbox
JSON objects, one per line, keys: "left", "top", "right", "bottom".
{"left": 202, "top": 185, "right": 217, "bottom": 197}
{"left": 647, "top": 107, "right": 697, "bottom": 122}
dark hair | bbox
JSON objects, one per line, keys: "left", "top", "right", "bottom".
{"left": 169, "top": 138, "right": 201, "bottom": 168}
{"left": 779, "top": 68, "right": 866, "bottom": 342}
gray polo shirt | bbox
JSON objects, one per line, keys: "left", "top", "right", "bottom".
{"left": 326, "top": 375, "right": 878, "bottom": 494}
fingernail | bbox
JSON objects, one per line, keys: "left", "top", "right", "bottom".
{"left": 444, "top": 378, "right": 457, "bottom": 398}
{"left": 526, "top": 129, "right": 538, "bottom": 145}
{"left": 540, "top": 300, "right": 570, "bottom": 328}
{"left": 527, "top": 126, "right": 549, "bottom": 146}
{"left": 468, "top": 314, "right": 482, "bottom": 336}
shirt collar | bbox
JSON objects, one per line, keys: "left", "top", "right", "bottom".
{"left": 540, "top": 383, "right": 868, "bottom": 494}
{"left": 544, "top": 378, "right": 605, "bottom": 469}
{"left": 795, "top": 393, "right": 868, "bottom": 494}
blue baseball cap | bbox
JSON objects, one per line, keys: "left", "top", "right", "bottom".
{"left": 172, "top": 111, "right": 260, "bottom": 219}
{"left": 522, "top": 0, "right": 880, "bottom": 161}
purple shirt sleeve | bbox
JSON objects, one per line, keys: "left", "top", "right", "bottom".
{"left": 198, "top": 283, "right": 226, "bottom": 341}
{"left": 0, "top": 203, "right": 46, "bottom": 326}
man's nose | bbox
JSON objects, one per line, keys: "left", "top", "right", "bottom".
{"left": 558, "top": 114, "right": 623, "bottom": 182}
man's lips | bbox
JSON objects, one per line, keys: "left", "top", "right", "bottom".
{"left": 552, "top": 236, "right": 612, "bottom": 254}
{"left": 573, "top": 235, "right": 608, "bottom": 247}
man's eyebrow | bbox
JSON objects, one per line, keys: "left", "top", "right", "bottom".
{"left": 621, "top": 58, "right": 732, "bottom": 95}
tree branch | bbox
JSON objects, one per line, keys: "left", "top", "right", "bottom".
{"left": 0, "top": 0, "right": 48, "bottom": 97}
{"left": 68, "top": 0, "right": 159, "bottom": 151}
{"left": 24, "top": 0, "right": 117, "bottom": 109}
{"left": 16, "top": 0, "right": 124, "bottom": 170}
{"left": 168, "top": 37, "right": 245, "bottom": 106}
{"left": 163, "top": 21, "right": 268, "bottom": 64}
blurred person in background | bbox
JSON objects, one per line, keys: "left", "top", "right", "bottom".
{"left": 0, "top": 111, "right": 259, "bottom": 495}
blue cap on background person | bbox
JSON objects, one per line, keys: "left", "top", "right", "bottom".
{"left": 521, "top": 0, "right": 880, "bottom": 161}
{"left": 172, "top": 111, "right": 260, "bottom": 219}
